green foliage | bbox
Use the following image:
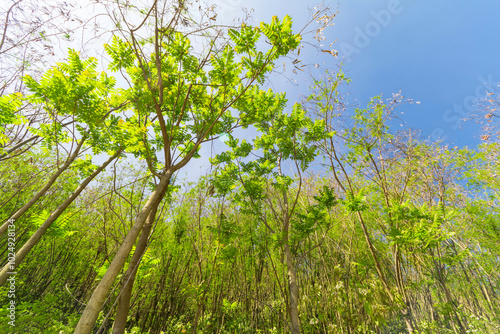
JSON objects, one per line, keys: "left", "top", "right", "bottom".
{"left": 4, "top": 7, "right": 500, "bottom": 334}
{"left": 294, "top": 186, "right": 338, "bottom": 239}
{"left": 0, "top": 290, "right": 80, "bottom": 333}
{"left": 104, "top": 36, "right": 135, "bottom": 72}
{"left": 386, "top": 202, "right": 454, "bottom": 254}
{"left": 24, "top": 49, "right": 124, "bottom": 153}
{"left": 344, "top": 190, "right": 368, "bottom": 212}
{"left": 30, "top": 210, "right": 78, "bottom": 238}
{"left": 0, "top": 93, "right": 25, "bottom": 150}
{"left": 102, "top": 15, "right": 300, "bottom": 173}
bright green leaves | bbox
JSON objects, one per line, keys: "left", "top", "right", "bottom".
{"left": 315, "top": 185, "right": 339, "bottom": 209}
{"left": 210, "top": 96, "right": 331, "bottom": 250}
{"left": 212, "top": 99, "right": 329, "bottom": 199}
{"left": 229, "top": 24, "right": 265, "bottom": 81}
{"left": 0, "top": 93, "right": 24, "bottom": 125}
{"left": 232, "top": 139, "right": 253, "bottom": 158}
{"left": 0, "top": 93, "right": 25, "bottom": 149}
{"left": 260, "top": 15, "right": 301, "bottom": 57}
{"left": 254, "top": 103, "right": 327, "bottom": 171}
{"left": 358, "top": 97, "right": 391, "bottom": 140}
{"left": 229, "top": 24, "right": 260, "bottom": 54}
{"left": 100, "top": 16, "right": 301, "bottom": 173}
{"left": 104, "top": 36, "right": 135, "bottom": 72}
{"left": 212, "top": 164, "right": 240, "bottom": 195}
{"left": 386, "top": 202, "right": 454, "bottom": 254}
{"left": 236, "top": 87, "right": 286, "bottom": 129}
{"left": 293, "top": 186, "right": 338, "bottom": 239}
{"left": 31, "top": 210, "right": 77, "bottom": 238}
{"left": 136, "top": 247, "right": 161, "bottom": 280}
{"left": 209, "top": 45, "right": 241, "bottom": 85}
{"left": 459, "top": 142, "right": 500, "bottom": 197}
{"left": 226, "top": 16, "right": 300, "bottom": 81}
{"left": 167, "top": 31, "right": 191, "bottom": 59}
{"left": 158, "top": 32, "right": 203, "bottom": 84}
{"left": 344, "top": 190, "right": 368, "bottom": 213}
{"left": 345, "top": 98, "right": 392, "bottom": 158}
{"left": 26, "top": 50, "right": 116, "bottom": 124}
{"left": 71, "top": 154, "right": 97, "bottom": 178}
{"left": 24, "top": 49, "right": 121, "bottom": 153}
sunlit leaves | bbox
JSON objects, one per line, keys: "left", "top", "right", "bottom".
{"left": 209, "top": 45, "right": 240, "bottom": 85}
{"left": 31, "top": 210, "right": 77, "bottom": 238}
{"left": 385, "top": 202, "right": 454, "bottom": 253}
{"left": 104, "top": 36, "right": 135, "bottom": 72}
{"left": 293, "top": 186, "right": 338, "bottom": 239}
{"left": 24, "top": 49, "right": 121, "bottom": 153}
{"left": 0, "top": 93, "right": 25, "bottom": 149}
{"left": 102, "top": 16, "right": 301, "bottom": 173}
{"left": 228, "top": 25, "right": 260, "bottom": 54}
{"left": 260, "top": 15, "right": 301, "bottom": 57}
{"left": 344, "top": 190, "right": 368, "bottom": 213}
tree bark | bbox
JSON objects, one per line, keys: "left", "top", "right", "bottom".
{"left": 0, "top": 137, "right": 86, "bottom": 235}
{"left": 284, "top": 241, "right": 301, "bottom": 334}
{"left": 74, "top": 169, "right": 173, "bottom": 334}
{"left": 0, "top": 148, "right": 118, "bottom": 286}
{"left": 112, "top": 190, "right": 164, "bottom": 334}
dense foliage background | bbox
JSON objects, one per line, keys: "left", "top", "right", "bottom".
{"left": 0, "top": 0, "right": 499, "bottom": 333}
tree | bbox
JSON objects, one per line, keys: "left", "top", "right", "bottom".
{"left": 211, "top": 102, "right": 335, "bottom": 333}
{"left": 474, "top": 83, "right": 500, "bottom": 142}
{"left": 0, "top": 0, "right": 91, "bottom": 159}
{"left": 307, "top": 73, "right": 421, "bottom": 331}
{"left": 0, "top": 49, "right": 124, "bottom": 236}
{"left": 73, "top": 0, "right": 302, "bottom": 332}
{"left": 0, "top": 47, "right": 127, "bottom": 286}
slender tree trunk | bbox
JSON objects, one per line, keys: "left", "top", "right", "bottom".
{"left": 433, "top": 257, "right": 466, "bottom": 333}
{"left": 284, "top": 241, "right": 300, "bottom": 334}
{"left": 0, "top": 149, "right": 118, "bottom": 286}
{"left": 112, "top": 192, "right": 164, "bottom": 334}
{"left": 0, "top": 137, "right": 86, "bottom": 235}
{"left": 74, "top": 170, "right": 173, "bottom": 334}
{"left": 0, "top": 136, "right": 39, "bottom": 161}
{"left": 355, "top": 212, "right": 416, "bottom": 332}
{"left": 192, "top": 245, "right": 219, "bottom": 334}
{"left": 394, "top": 247, "right": 416, "bottom": 333}
{"left": 356, "top": 212, "right": 392, "bottom": 299}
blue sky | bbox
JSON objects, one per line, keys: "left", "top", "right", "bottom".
{"left": 216, "top": 0, "right": 500, "bottom": 148}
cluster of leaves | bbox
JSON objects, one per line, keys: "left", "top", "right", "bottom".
{"left": 103, "top": 15, "right": 301, "bottom": 173}
{"left": 24, "top": 49, "right": 125, "bottom": 154}
{"left": 386, "top": 201, "right": 455, "bottom": 254}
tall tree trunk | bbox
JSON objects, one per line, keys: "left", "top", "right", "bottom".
{"left": 356, "top": 212, "right": 415, "bottom": 332}
{"left": 112, "top": 191, "right": 164, "bottom": 334}
{"left": 284, "top": 241, "right": 300, "bottom": 334}
{"left": 394, "top": 247, "right": 416, "bottom": 333}
{"left": 433, "top": 258, "right": 466, "bottom": 333}
{"left": 74, "top": 170, "right": 173, "bottom": 334}
{"left": 0, "top": 137, "right": 86, "bottom": 235}
{"left": 0, "top": 149, "right": 118, "bottom": 286}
